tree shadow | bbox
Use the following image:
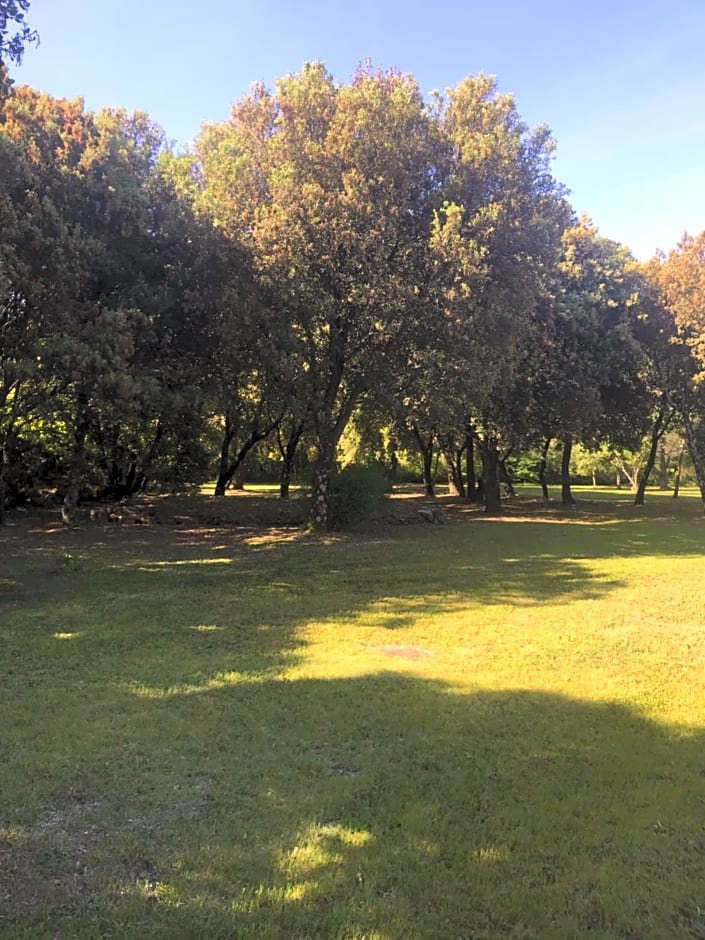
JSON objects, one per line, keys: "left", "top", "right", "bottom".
{"left": 1, "top": 520, "right": 634, "bottom": 694}
{"left": 5, "top": 678, "right": 705, "bottom": 937}
{"left": 5, "top": 509, "right": 704, "bottom": 693}
{"left": 3, "top": 511, "right": 705, "bottom": 935}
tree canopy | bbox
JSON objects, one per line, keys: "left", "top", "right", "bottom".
{"left": 1, "top": 52, "right": 704, "bottom": 524}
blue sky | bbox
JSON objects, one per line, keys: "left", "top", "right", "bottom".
{"left": 13, "top": 0, "right": 705, "bottom": 259}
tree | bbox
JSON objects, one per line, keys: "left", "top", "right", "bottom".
{"left": 0, "top": 0, "right": 37, "bottom": 67}
{"left": 529, "top": 218, "right": 649, "bottom": 505}
{"left": 627, "top": 265, "right": 698, "bottom": 505}
{"left": 0, "top": 123, "right": 79, "bottom": 519}
{"left": 649, "top": 233, "right": 705, "bottom": 508}
{"left": 1, "top": 86, "right": 226, "bottom": 518}
{"left": 398, "top": 76, "right": 568, "bottom": 513}
{"left": 195, "top": 63, "right": 438, "bottom": 526}
{"left": 657, "top": 233, "right": 705, "bottom": 376}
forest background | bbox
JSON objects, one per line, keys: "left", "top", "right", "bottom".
{"left": 2, "top": 0, "right": 705, "bottom": 528}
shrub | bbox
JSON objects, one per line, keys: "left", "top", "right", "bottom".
{"left": 59, "top": 553, "right": 82, "bottom": 574}
{"left": 329, "top": 464, "right": 391, "bottom": 529}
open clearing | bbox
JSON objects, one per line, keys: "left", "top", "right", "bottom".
{"left": 1, "top": 487, "right": 705, "bottom": 938}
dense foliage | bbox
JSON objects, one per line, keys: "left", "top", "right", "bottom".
{"left": 1, "top": 56, "right": 704, "bottom": 525}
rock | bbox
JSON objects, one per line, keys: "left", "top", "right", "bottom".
{"left": 417, "top": 507, "right": 449, "bottom": 524}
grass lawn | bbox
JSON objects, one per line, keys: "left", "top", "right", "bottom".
{"left": 1, "top": 487, "right": 705, "bottom": 938}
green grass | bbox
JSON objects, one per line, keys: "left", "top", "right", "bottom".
{"left": 197, "top": 481, "right": 307, "bottom": 497}
{"left": 1, "top": 488, "right": 705, "bottom": 938}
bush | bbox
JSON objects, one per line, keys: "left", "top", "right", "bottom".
{"left": 329, "top": 464, "right": 391, "bottom": 528}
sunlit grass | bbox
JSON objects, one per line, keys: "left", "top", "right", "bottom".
{"left": 197, "top": 481, "right": 307, "bottom": 497}
{"left": 517, "top": 482, "right": 702, "bottom": 503}
{"left": 1, "top": 490, "right": 704, "bottom": 937}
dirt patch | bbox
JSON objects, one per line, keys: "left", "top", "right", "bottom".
{"left": 0, "top": 786, "right": 107, "bottom": 917}
{"left": 0, "top": 773, "right": 213, "bottom": 921}
{"left": 2, "top": 490, "right": 658, "bottom": 561}
{"left": 146, "top": 494, "right": 309, "bottom": 528}
{"left": 0, "top": 494, "right": 313, "bottom": 561}
{"left": 0, "top": 493, "right": 472, "bottom": 559}
{"left": 371, "top": 645, "right": 434, "bottom": 661}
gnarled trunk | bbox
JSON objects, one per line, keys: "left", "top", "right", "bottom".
{"left": 308, "top": 385, "right": 360, "bottom": 530}
{"left": 310, "top": 430, "right": 336, "bottom": 529}
{"left": 612, "top": 454, "right": 640, "bottom": 494}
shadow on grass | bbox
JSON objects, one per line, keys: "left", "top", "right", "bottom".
{"left": 1, "top": 520, "right": 636, "bottom": 692}
{"left": 3, "top": 509, "right": 705, "bottom": 935}
{"left": 4, "top": 506, "right": 705, "bottom": 696}
{"left": 3, "top": 678, "right": 705, "bottom": 938}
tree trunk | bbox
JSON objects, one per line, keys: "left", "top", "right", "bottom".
{"left": 310, "top": 431, "right": 336, "bottom": 529}
{"left": 612, "top": 456, "right": 640, "bottom": 493}
{"left": 561, "top": 436, "right": 575, "bottom": 506}
{"left": 673, "top": 443, "right": 685, "bottom": 498}
{"left": 682, "top": 412, "right": 705, "bottom": 510}
{"left": 445, "top": 463, "right": 460, "bottom": 496}
{"left": 0, "top": 437, "right": 7, "bottom": 525}
{"left": 423, "top": 448, "right": 435, "bottom": 497}
{"left": 310, "top": 464, "right": 331, "bottom": 529}
{"left": 411, "top": 425, "right": 435, "bottom": 498}
{"left": 634, "top": 410, "right": 670, "bottom": 506}
{"left": 308, "top": 386, "right": 361, "bottom": 530}
{"left": 106, "top": 425, "right": 122, "bottom": 495}
{"left": 230, "top": 466, "right": 246, "bottom": 491}
{"left": 388, "top": 447, "right": 399, "bottom": 485}
{"left": 215, "top": 415, "right": 278, "bottom": 497}
{"left": 630, "top": 470, "right": 640, "bottom": 495}
{"left": 0, "top": 385, "right": 23, "bottom": 523}
{"left": 214, "top": 416, "right": 235, "bottom": 497}
{"left": 279, "top": 421, "right": 305, "bottom": 501}
{"left": 465, "top": 426, "right": 477, "bottom": 501}
{"left": 537, "top": 437, "right": 551, "bottom": 501}
{"left": 103, "top": 420, "right": 163, "bottom": 500}
{"left": 62, "top": 403, "right": 89, "bottom": 525}
{"left": 131, "top": 420, "right": 163, "bottom": 495}
{"left": 658, "top": 446, "right": 669, "bottom": 490}
{"left": 498, "top": 456, "right": 515, "bottom": 496}
{"left": 479, "top": 435, "right": 501, "bottom": 515}
{"left": 440, "top": 437, "right": 465, "bottom": 498}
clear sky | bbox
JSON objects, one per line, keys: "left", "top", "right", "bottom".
{"left": 12, "top": 0, "right": 705, "bottom": 259}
